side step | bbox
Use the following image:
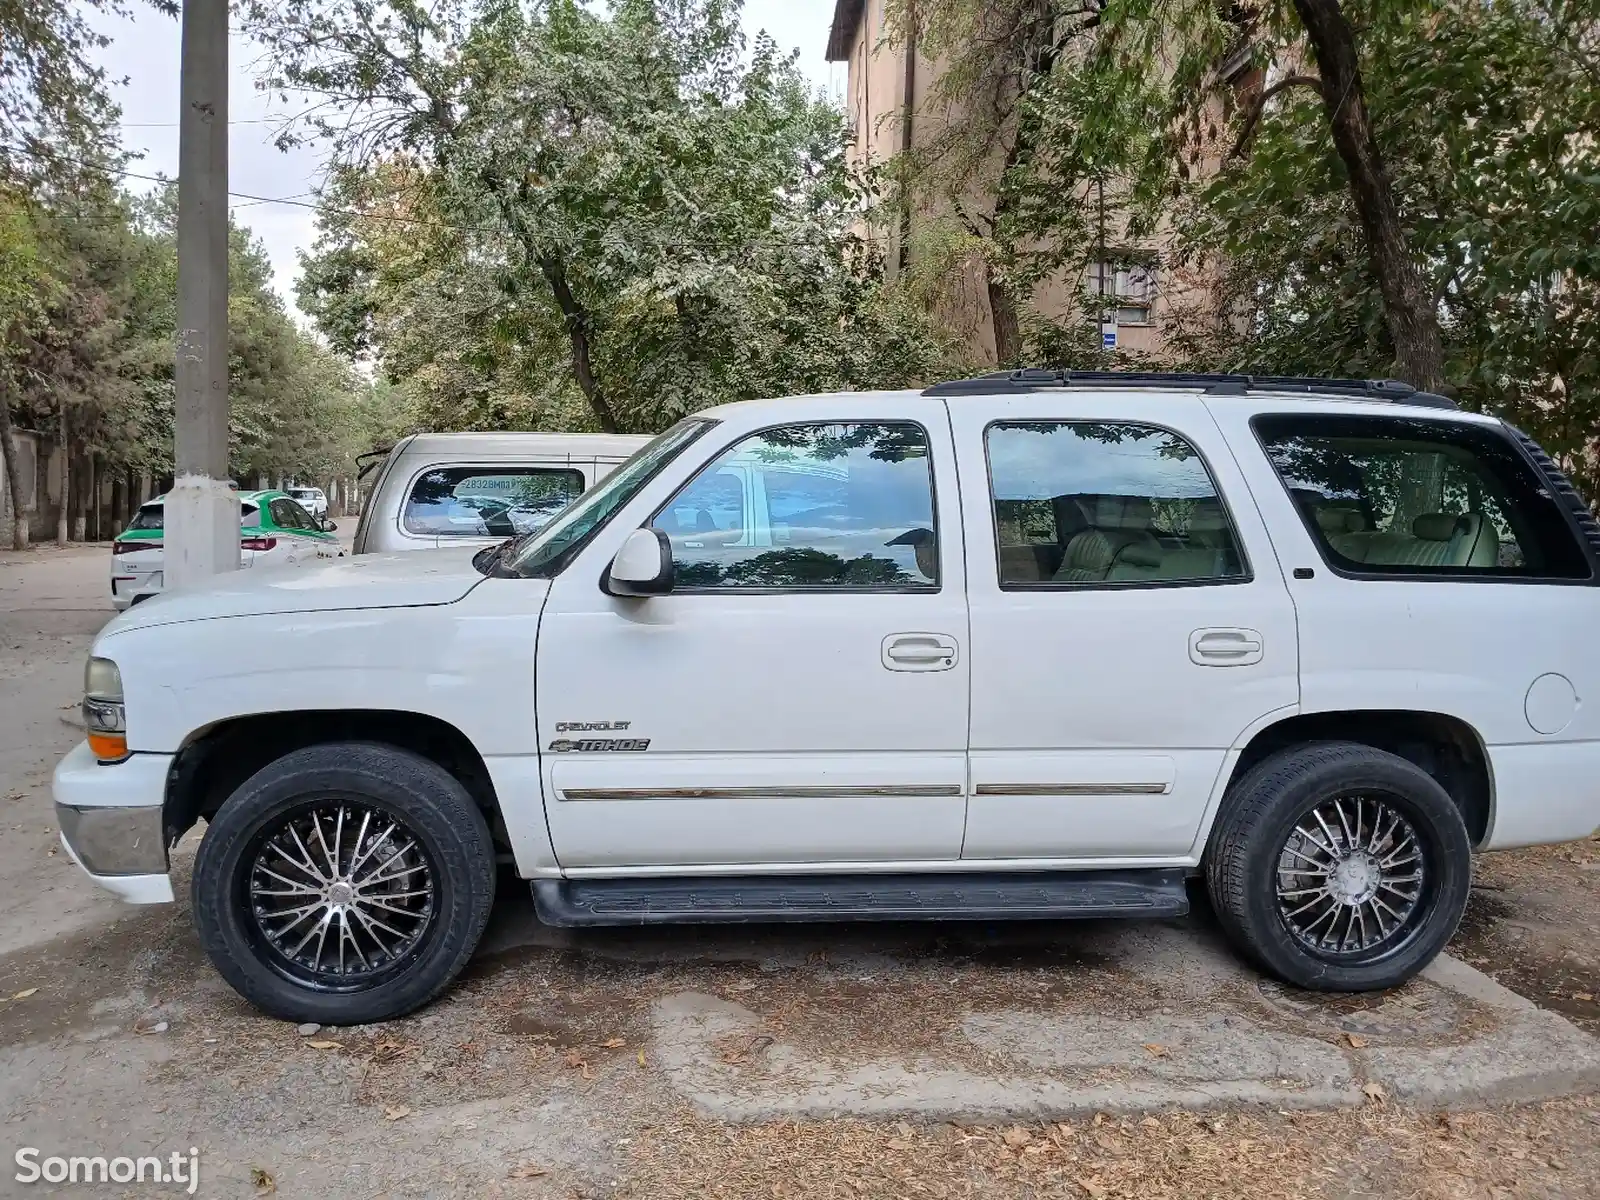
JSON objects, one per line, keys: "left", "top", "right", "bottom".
{"left": 532, "top": 869, "right": 1189, "bottom": 927}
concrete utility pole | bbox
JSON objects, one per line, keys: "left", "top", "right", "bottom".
{"left": 167, "top": 0, "right": 237, "bottom": 587}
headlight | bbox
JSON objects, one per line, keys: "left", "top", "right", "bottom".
{"left": 85, "top": 657, "right": 123, "bottom": 701}
{"left": 83, "top": 657, "right": 128, "bottom": 761}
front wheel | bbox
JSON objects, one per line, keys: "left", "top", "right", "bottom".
{"left": 192, "top": 742, "right": 496, "bottom": 1024}
{"left": 1205, "top": 741, "right": 1472, "bottom": 992}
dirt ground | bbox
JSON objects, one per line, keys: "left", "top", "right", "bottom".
{"left": 0, "top": 544, "right": 1596, "bottom": 1199}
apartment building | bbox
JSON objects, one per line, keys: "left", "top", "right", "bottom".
{"left": 825, "top": 0, "right": 1188, "bottom": 363}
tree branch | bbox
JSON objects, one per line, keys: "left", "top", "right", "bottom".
{"left": 1228, "top": 73, "right": 1324, "bottom": 160}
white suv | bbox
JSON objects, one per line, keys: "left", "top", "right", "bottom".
{"left": 52, "top": 372, "right": 1600, "bottom": 1024}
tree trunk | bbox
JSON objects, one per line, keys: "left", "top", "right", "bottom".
{"left": 987, "top": 267, "right": 1023, "bottom": 368}
{"left": 0, "top": 383, "right": 29, "bottom": 550}
{"left": 539, "top": 257, "right": 620, "bottom": 433}
{"left": 1291, "top": 0, "right": 1446, "bottom": 392}
{"left": 55, "top": 405, "right": 68, "bottom": 547}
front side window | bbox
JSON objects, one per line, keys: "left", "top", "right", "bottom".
{"left": 403, "top": 466, "right": 585, "bottom": 538}
{"left": 987, "top": 421, "right": 1247, "bottom": 587}
{"left": 651, "top": 422, "right": 939, "bottom": 590}
{"left": 1255, "top": 414, "right": 1592, "bottom": 580}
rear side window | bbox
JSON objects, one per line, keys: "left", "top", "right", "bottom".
{"left": 403, "top": 466, "right": 586, "bottom": 538}
{"left": 651, "top": 422, "right": 938, "bottom": 590}
{"left": 127, "top": 505, "right": 163, "bottom": 531}
{"left": 1254, "top": 414, "right": 1593, "bottom": 580}
{"left": 986, "top": 421, "right": 1247, "bottom": 587}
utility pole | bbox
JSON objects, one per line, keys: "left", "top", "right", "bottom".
{"left": 167, "top": 0, "right": 236, "bottom": 587}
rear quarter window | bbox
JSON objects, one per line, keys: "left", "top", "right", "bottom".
{"left": 1254, "top": 414, "right": 1593, "bottom": 580}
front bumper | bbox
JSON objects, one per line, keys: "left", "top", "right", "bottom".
{"left": 52, "top": 742, "right": 176, "bottom": 904}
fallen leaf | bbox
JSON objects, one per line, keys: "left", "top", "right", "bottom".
{"left": 133, "top": 1018, "right": 169, "bottom": 1035}
{"left": 250, "top": 1166, "right": 276, "bottom": 1195}
{"left": 306, "top": 1040, "right": 342, "bottom": 1051}
{"left": 1363, "top": 1081, "right": 1387, "bottom": 1106}
{"left": 11, "top": 988, "right": 37, "bottom": 1000}
{"left": 1141, "top": 1042, "right": 1169, "bottom": 1058}
{"left": 636, "top": 1049, "right": 647, "bottom": 1067}
{"left": 383, "top": 1105, "right": 411, "bottom": 1121}
{"left": 894, "top": 1122, "right": 915, "bottom": 1139}
{"left": 1002, "top": 1127, "right": 1032, "bottom": 1148}
{"left": 564, "top": 1051, "right": 594, "bottom": 1079}
{"left": 602, "top": 1037, "right": 625, "bottom": 1049}
{"left": 509, "top": 1163, "right": 547, "bottom": 1179}
{"left": 885, "top": 1138, "right": 911, "bottom": 1151}
{"left": 1077, "top": 1177, "right": 1108, "bottom": 1199}
{"left": 1139, "top": 1116, "right": 1161, "bottom": 1129}
{"left": 1574, "top": 992, "right": 1594, "bottom": 1002}
{"left": 1345, "top": 1033, "right": 1369, "bottom": 1049}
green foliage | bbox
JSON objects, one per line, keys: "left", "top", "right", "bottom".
{"left": 1, "top": 184, "right": 396, "bottom": 490}
{"left": 271, "top": 0, "right": 961, "bottom": 434}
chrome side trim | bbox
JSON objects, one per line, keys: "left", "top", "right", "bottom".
{"left": 559, "top": 785, "right": 964, "bottom": 801}
{"left": 974, "top": 783, "right": 1172, "bottom": 797}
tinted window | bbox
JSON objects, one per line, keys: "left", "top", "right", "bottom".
{"left": 987, "top": 422, "right": 1246, "bottom": 586}
{"left": 652, "top": 422, "right": 938, "bottom": 589}
{"left": 127, "top": 504, "right": 163, "bottom": 531}
{"left": 1255, "top": 415, "right": 1592, "bottom": 579}
{"left": 404, "top": 466, "right": 585, "bottom": 538}
{"left": 128, "top": 502, "right": 260, "bottom": 532}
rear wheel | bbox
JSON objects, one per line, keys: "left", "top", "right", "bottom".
{"left": 1205, "top": 741, "right": 1472, "bottom": 991}
{"left": 192, "top": 742, "right": 495, "bottom": 1024}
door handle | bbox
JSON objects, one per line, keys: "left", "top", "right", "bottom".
{"left": 882, "top": 633, "right": 959, "bottom": 672}
{"left": 1189, "top": 627, "right": 1264, "bottom": 666}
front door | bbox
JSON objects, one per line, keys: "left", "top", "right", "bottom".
{"left": 536, "top": 413, "right": 970, "bottom": 869}
{"left": 949, "top": 393, "right": 1300, "bottom": 863}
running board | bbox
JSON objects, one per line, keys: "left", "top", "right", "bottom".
{"left": 532, "top": 869, "right": 1189, "bottom": 927}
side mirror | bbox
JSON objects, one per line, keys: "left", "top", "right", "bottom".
{"left": 606, "top": 528, "right": 674, "bottom": 597}
{"left": 324, "top": 520, "right": 339, "bottom": 532}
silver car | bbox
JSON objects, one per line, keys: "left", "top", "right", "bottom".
{"left": 352, "top": 431, "right": 649, "bottom": 554}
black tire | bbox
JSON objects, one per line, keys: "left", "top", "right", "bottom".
{"left": 1205, "top": 740, "right": 1472, "bottom": 991}
{"left": 192, "top": 741, "right": 496, "bottom": 1024}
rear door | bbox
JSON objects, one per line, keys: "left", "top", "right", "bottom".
{"left": 949, "top": 391, "right": 1300, "bottom": 863}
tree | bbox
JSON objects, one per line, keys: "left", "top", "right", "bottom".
{"left": 260, "top": 0, "right": 959, "bottom": 434}
{"left": 0, "top": 190, "right": 47, "bottom": 547}
{"left": 890, "top": 0, "right": 1450, "bottom": 386}
{"left": 1167, "top": 0, "right": 1600, "bottom": 494}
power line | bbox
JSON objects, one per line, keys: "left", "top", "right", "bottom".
{"left": 117, "top": 118, "right": 292, "bottom": 127}
{"left": 3, "top": 142, "right": 892, "bottom": 249}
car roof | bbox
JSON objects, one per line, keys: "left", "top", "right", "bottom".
{"left": 393, "top": 431, "right": 650, "bottom": 461}
{"left": 691, "top": 377, "right": 1502, "bottom": 425}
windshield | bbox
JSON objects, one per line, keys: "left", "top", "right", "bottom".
{"left": 502, "top": 419, "right": 714, "bottom": 578}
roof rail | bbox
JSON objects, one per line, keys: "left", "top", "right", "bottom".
{"left": 921, "top": 369, "right": 1458, "bottom": 410}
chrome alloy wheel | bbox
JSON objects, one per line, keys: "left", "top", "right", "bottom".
{"left": 246, "top": 800, "right": 436, "bottom": 989}
{"left": 1275, "top": 795, "right": 1428, "bottom": 958}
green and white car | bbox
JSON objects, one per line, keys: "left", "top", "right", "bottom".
{"left": 110, "top": 489, "right": 343, "bottom": 610}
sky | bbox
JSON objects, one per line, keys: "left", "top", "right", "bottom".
{"left": 88, "top": 1, "right": 847, "bottom": 321}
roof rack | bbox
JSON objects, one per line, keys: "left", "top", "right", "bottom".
{"left": 921, "top": 369, "right": 1458, "bottom": 410}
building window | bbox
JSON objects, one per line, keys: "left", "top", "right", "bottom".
{"left": 1087, "top": 261, "right": 1158, "bottom": 326}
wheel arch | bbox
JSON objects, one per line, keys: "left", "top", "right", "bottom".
{"left": 1213, "top": 709, "right": 1494, "bottom": 850}
{"left": 164, "top": 709, "right": 505, "bottom": 850}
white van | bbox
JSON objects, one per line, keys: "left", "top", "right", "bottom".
{"left": 353, "top": 432, "right": 648, "bottom": 554}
